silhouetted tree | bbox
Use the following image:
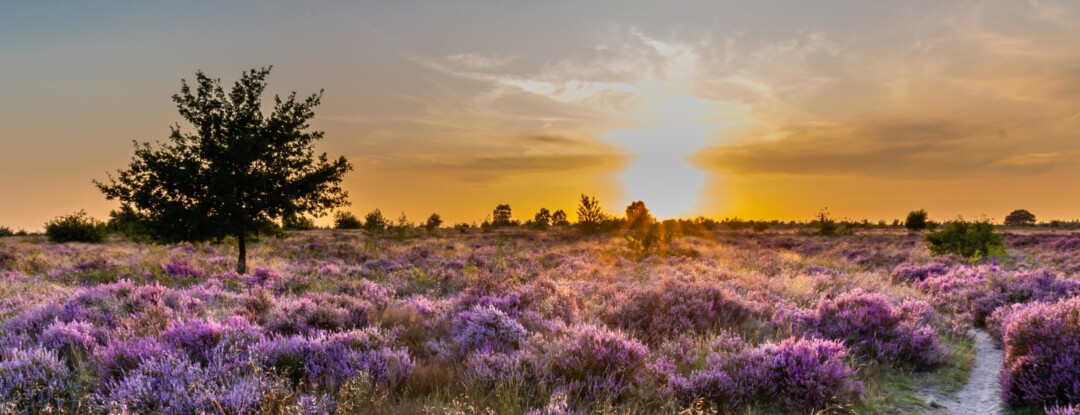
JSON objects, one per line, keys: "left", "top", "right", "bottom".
{"left": 552, "top": 210, "right": 569, "bottom": 226}
{"left": 364, "top": 209, "right": 388, "bottom": 232}
{"left": 1004, "top": 209, "right": 1036, "bottom": 227}
{"left": 424, "top": 213, "right": 443, "bottom": 230}
{"left": 96, "top": 67, "right": 351, "bottom": 273}
{"left": 492, "top": 204, "right": 513, "bottom": 227}
{"left": 905, "top": 209, "right": 928, "bottom": 231}
{"left": 625, "top": 200, "right": 654, "bottom": 230}
{"left": 533, "top": 208, "right": 552, "bottom": 229}
{"left": 576, "top": 194, "right": 608, "bottom": 235}
{"left": 334, "top": 211, "right": 362, "bottom": 229}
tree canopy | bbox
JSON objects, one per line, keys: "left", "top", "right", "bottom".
{"left": 1004, "top": 209, "right": 1036, "bottom": 226}
{"left": 95, "top": 67, "right": 352, "bottom": 273}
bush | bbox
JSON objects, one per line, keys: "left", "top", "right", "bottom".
{"left": 44, "top": 210, "right": 107, "bottom": 243}
{"left": 1000, "top": 297, "right": 1080, "bottom": 409}
{"left": 787, "top": 291, "right": 946, "bottom": 370}
{"left": 680, "top": 337, "right": 862, "bottom": 412}
{"left": 334, "top": 211, "right": 362, "bottom": 229}
{"left": 423, "top": 213, "right": 443, "bottom": 230}
{"left": 905, "top": 209, "right": 928, "bottom": 231}
{"left": 363, "top": 209, "right": 389, "bottom": 232}
{"left": 535, "top": 324, "right": 649, "bottom": 404}
{"left": 925, "top": 219, "right": 1004, "bottom": 259}
{"left": 0, "top": 347, "right": 75, "bottom": 412}
{"left": 606, "top": 280, "right": 751, "bottom": 339}
{"left": 0, "top": 226, "right": 14, "bottom": 237}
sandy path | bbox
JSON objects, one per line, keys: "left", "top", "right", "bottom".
{"left": 942, "top": 330, "right": 1005, "bottom": 415}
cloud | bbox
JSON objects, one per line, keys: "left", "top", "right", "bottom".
{"left": 446, "top": 53, "right": 515, "bottom": 69}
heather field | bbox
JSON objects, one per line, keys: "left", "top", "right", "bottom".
{"left": 1, "top": 228, "right": 1080, "bottom": 414}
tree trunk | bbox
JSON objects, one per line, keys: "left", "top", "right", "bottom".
{"left": 237, "top": 233, "right": 247, "bottom": 274}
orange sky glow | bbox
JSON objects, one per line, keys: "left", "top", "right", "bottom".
{"left": 3, "top": 1, "right": 1080, "bottom": 230}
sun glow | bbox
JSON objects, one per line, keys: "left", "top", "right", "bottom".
{"left": 604, "top": 93, "right": 727, "bottom": 219}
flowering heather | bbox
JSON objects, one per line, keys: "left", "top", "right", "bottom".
{"left": 0, "top": 347, "right": 74, "bottom": 412}
{"left": 452, "top": 305, "right": 528, "bottom": 353}
{"left": 604, "top": 279, "right": 752, "bottom": 338}
{"left": 1, "top": 228, "right": 1078, "bottom": 412}
{"left": 1000, "top": 296, "right": 1080, "bottom": 409}
{"left": 534, "top": 324, "right": 650, "bottom": 404}
{"left": 787, "top": 290, "right": 946, "bottom": 369}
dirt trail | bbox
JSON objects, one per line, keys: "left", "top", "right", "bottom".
{"left": 940, "top": 330, "right": 1005, "bottom": 415}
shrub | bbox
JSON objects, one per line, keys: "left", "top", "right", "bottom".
{"left": 790, "top": 291, "right": 946, "bottom": 370}
{"left": 0, "top": 226, "right": 14, "bottom": 237}
{"left": 363, "top": 209, "right": 389, "bottom": 232}
{"left": 905, "top": 209, "right": 928, "bottom": 231}
{"left": 96, "top": 352, "right": 283, "bottom": 414}
{"left": 334, "top": 211, "right": 362, "bottom": 229}
{"left": 606, "top": 280, "right": 751, "bottom": 339}
{"left": 681, "top": 338, "right": 861, "bottom": 412}
{"left": 452, "top": 305, "right": 528, "bottom": 353}
{"left": 925, "top": 219, "right": 1004, "bottom": 259}
{"left": 424, "top": 213, "right": 443, "bottom": 230}
{"left": 535, "top": 324, "right": 650, "bottom": 404}
{"left": 44, "top": 210, "right": 107, "bottom": 243}
{"left": 1000, "top": 297, "right": 1080, "bottom": 409}
{"left": 0, "top": 347, "right": 74, "bottom": 412}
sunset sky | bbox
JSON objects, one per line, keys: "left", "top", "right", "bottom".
{"left": 3, "top": 1, "right": 1080, "bottom": 230}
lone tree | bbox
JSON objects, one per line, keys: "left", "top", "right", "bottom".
{"left": 96, "top": 67, "right": 352, "bottom": 273}
{"left": 576, "top": 194, "right": 609, "bottom": 235}
{"left": 905, "top": 209, "right": 929, "bottom": 231}
{"left": 1004, "top": 209, "right": 1036, "bottom": 227}
{"left": 492, "top": 204, "right": 513, "bottom": 227}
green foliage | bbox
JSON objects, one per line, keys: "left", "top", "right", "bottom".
{"left": 0, "top": 226, "right": 14, "bottom": 237}
{"left": 44, "top": 210, "right": 107, "bottom": 243}
{"left": 94, "top": 67, "right": 352, "bottom": 273}
{"left": 424, "top": 213, "right": 443, "bottom": 230}
{"left": 576, "top": 194, "right": 609, "bottom": 235}
{"left": 492, "top": 204, "right": 513, "bottom": 227}
{"left": 363, "top": 209, "right": 388, "bottom": 232}
{"left": 334, "top": 211, "right": 362, "bottom": 229}
{"left": 924, "top": 218, "right": 1005, "bottom": 259}
{"left": 905, "top": 209, "right": 928, "bottom": 231}
{"left": 1004, "top": 209, "right": 1036, "bottom": 226}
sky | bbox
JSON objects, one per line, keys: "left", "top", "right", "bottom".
{"left": 3, "top": 1, "right": 1080, "bottom": 230}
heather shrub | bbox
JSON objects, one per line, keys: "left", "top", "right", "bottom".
{"left": 1048, "top": 405, "right": 1080, "bottom": 415}
{"left": 792, "top": 291, "right": 946, "bottom": 369}
{"left": 452, "top": 305, "right": 528, "bottom": 353}
{"left": 1000, "top": 297, "right": 1080, "bottom": 409}
{"left": 967, "top": 269, "right": 1075, "bottom": 328}
{"left": 256, "top": 328, "right": 413, "bottom": 391}
{"left": 96, "top": 352, "right": 286, "bottom": 414}
{"left": 0, "top": 347, "right": 74, "bottom": 412}
{"left": 891, "top": 262, "right": 949, "bottom": 283}
{"left": 764, "top": 338, "right": 862, "bottom": 410}
{"left": 44, "top": 210, "right": 108, "bottom": 243}
{"left": 534, "top": 324, "right": 650, "bottom": 404}
{"left": 679, "top": 337, "right": 861, "bottom": 412}
{"left": 40, "top": 319, "right": 99, "bottom": 366}
{"left": 93, "top": 337, "right": 171, "bottom": 383}
{"left": 605, "top": 279, "right": 751, "bottom": 339}
{"left": 463, "top": 350, "right": 531, "bottom": 390}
